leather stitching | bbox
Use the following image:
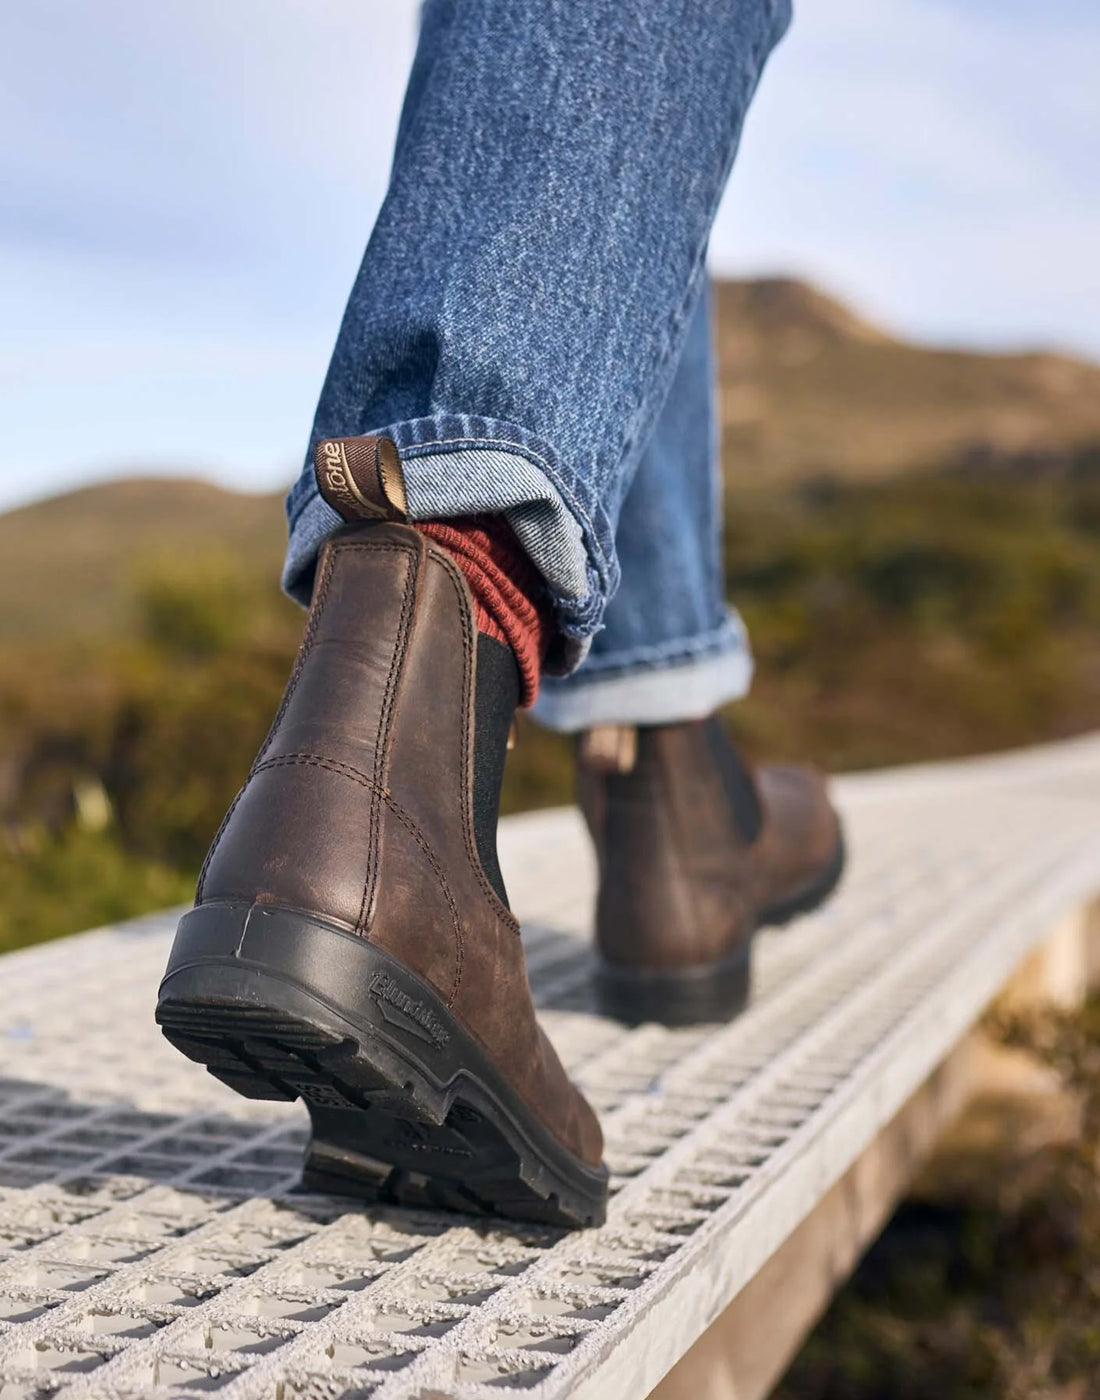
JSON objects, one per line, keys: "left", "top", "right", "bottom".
{"left": 356, "top": 537, "right": 419, "bottom": 935}
{"left": 195, "top": 540, "right": 340, "bottom": 900}
{"left": 668, "top": 729, "right": 753, "bottom": 954}
{"left": 196, "top": 538, "right": 415, "bottom": 905}
{"left": 658, "top": 733, "right": 712, "bottom": 962}
{"left": 252, "top": 751, "right": 464, "bottom": 1001}
{"left": 196, "top": 529, "right": 508, "bottom": 1010}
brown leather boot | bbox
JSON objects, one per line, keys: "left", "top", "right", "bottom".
{"left": 577, "top": 718, "right": 844, "bottom": 1027}
{"left": 157, "top": 436, "right": 606, "bottom": 1228}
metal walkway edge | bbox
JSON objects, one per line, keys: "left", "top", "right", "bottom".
{"left": 1, "top": 736, "right": 1100, "bottom": 1400}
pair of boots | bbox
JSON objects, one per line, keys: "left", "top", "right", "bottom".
{"left": 156, "top": 442, "right": 842, "bottom": 1229}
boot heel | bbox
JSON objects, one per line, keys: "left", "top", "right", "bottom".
{"left": 157, "top": 903, "right": 608, "bottom": 1228}
{"left": 595, "top": 942, "right": 753, "bottom": 1027}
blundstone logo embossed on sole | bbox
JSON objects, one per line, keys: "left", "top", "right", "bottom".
{"left": 368, "top": 971, "right": 450, "bottom": 1049}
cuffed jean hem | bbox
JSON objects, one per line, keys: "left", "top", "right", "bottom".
{"left": 283, "top": 415, "right": 619, "bottom": 675}
{"left": 531, "top": 611, "right": 753, "bottom": 732}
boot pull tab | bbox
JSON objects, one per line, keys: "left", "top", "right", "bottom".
{"left": 314, "top": 435, "right": 411, "bottom": 524}
{"left": 579, "top": 725, "right": 638, "bottom": 775}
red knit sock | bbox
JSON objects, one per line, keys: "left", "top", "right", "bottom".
{"left": 418, "top": 516, "right": 553, "bottom": 706}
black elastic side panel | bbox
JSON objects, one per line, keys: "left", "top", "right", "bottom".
{"left": 472, "top": 633, "right": 521, "bottom": 906}
{"left": 705, "top": 716, "right": 763, "bottom": 844}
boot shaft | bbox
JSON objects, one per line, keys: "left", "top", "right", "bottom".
{"left": 578, "top": 720, "right": 759, "bottom": 967}
{"left": 199, "top": 522, "right": 516, "bottom": 954}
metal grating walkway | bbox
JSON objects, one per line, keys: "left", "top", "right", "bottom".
{"left": 1, "top": 736, "right": 1100, "bottom": 1400}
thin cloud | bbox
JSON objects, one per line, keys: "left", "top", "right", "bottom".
{"left": 711, "top": 0, "right": 1100, "bottom": 354}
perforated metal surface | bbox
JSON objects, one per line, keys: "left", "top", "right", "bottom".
{"left": 1, "top": 737, "right": 1099, "bottom": 1399}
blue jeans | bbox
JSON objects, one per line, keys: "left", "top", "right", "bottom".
{"left": 284, "top": 0, "right": 790, "bottom": 729}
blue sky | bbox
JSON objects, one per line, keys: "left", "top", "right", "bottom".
{"left": 2, "top": 0, "right": 1098, "bottom": 511}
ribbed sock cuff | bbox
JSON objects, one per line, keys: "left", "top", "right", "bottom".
{"left": 418, "top": 516, "right": 553, "bottom": 706}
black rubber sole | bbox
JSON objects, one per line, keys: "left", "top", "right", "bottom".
{"left": 596, "top": 942, "right": 752, "bottom": 1028}
{"left": 155, "top": 903, "right": 607, "bottom": 1229}
{"left": 596, "top": 829, "right": 847, "bottom": 1028}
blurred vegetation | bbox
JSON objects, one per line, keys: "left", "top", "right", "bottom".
{"left": 3, "top": 464, "right": 1100, "bottom": 950}
{"left": 0, "top": 826, "right": 192, "bottom": 956}
{"left": 0, "top": 547, "right": 302, "bottom": 950}
{"left": 725, "top": 468, "right": 1100, "bottom": 771}
{"left": 778, "top": 995, "right": 1100, "bottom": 1400}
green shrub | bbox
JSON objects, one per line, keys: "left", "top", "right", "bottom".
{"left": 0, "top": 826, "right": 194, "bottom": 955}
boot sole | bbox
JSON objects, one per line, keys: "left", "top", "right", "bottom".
{"left": 155, "top": 903, "right": 607, "bottom": 1229}
{"left": 596, "top": 943, "right": 752, "bottom": 1028}
{"left": 595, "top": 828, "right": 846, "bottom": 1028}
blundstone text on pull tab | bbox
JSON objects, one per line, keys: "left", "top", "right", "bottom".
{"left": 318, "top": 440, "right": 359, "bottom": 515}
{"left": 313, "top": 435, "right": 410, "bottom": 524}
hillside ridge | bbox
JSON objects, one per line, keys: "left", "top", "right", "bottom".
{"left": 5, "top": 275, "right": 1100, "bottom": 646}
{"left": 713, "top": 279, "right": 1100, "bottom": 483}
